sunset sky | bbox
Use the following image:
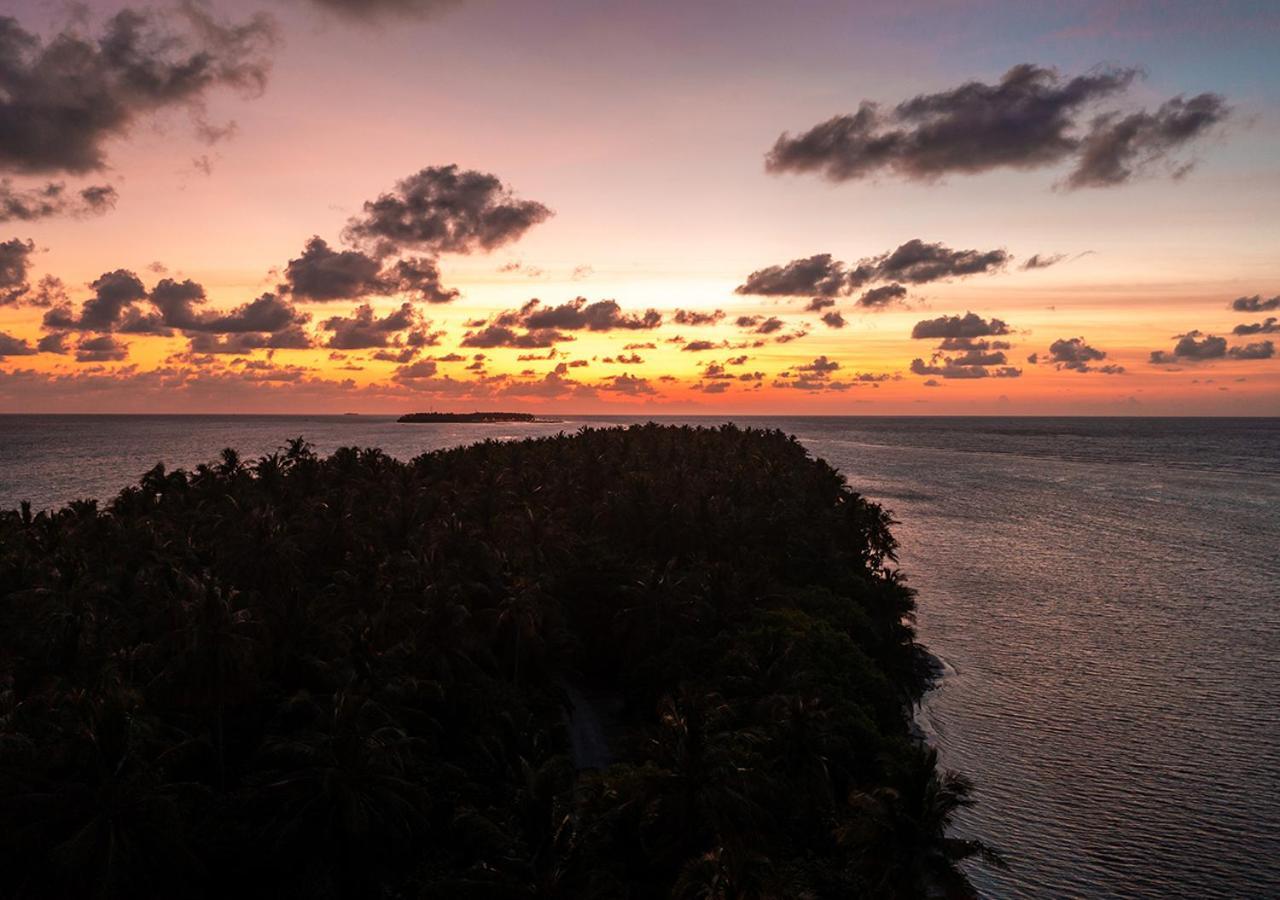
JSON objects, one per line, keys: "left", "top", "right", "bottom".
{"left": 1, "top": 0, "right": 1277, "bottom": 414}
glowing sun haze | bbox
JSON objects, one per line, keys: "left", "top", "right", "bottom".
{"left": 1, "top": 0, "right": 1277, "bottom": 414}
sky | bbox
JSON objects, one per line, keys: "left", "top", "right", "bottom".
{"left": 1, "top": 0, "right": 1277, "bottom": 415}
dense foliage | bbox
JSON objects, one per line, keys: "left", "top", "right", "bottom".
{"left": 0, "top": 424, "right": 1002, "bottom": 898}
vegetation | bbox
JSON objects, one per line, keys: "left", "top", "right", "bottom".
{"left": 0, "top": 424, "right": 1002, "bottom": 898}
{"left": 398, "top": 411, "right": 541, "bottom": 423}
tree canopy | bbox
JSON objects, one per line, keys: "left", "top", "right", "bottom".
{"left": 0, "top": 424, "right": 1001, "bottom": 898}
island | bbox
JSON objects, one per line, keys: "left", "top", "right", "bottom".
{"left": 0, "top": 425, "right": 1002, "bottom": 898}
{"left": 398, "top": 410, "right": 540, "bottom": 423}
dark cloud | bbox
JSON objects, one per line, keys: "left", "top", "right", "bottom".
{"left": 1233, "top": 318, "right": 1278, "bottom": 335}
{"left": 460, "top": 325, "right": 570, "bottom": 349}
{"left": 598, "top": 373, "right": 658, "bottom": 396}
{"left": 0, "top": 330, "right": 36, "bottom": 356}
{"left": 23, "top": 275, "right": 67, "bottom": 308}
{"left": 673, "top": 309, "right": 725, "bottom": 326}
{"left": 0, "top": 6, "right": 278, "bottom": 176}
{"left": 387, "top": 256, "right": 458, "bottom": 303}
{"left": 682, "top": 340, "right": 724, "bottom": 352}
{"left": 1149, "top": 330, "right": 1226, "bottom": 364}
{"left": 911, "top": 312, "right": 1011, "bottom": 340}
{"left": 1034, "top": 336, "right": 1124, "bottom": 373}
{"left": 909, "top": 358, "right": 1021, "bottom": 379}
{"left": 1021, "top": 253, "right": 1067, "bottom": 270}
{"left": 78, "top": 269, "right": 148, "bottom": 331}
{"left": 773, "top": 355, "right": 865, "bottom": 391}
{"left": 857, "top": 283, "right": 907, "bottom": 308}
{"left": 736, "top": 240, "right": 1006, "bottom": 299}
{"left": 75, "top": 334, "right": 128, "bottom": 362}
{"left": 937, "top": 336, "right": 1009, "bottom": 351}
{"left": 821, "top": 310, "right": 846, "bottom": 328}
{"left": 1068, "top": 94, "right": 1230, "bottom": 188}
{"left": 303, "top": 0, "right": 462, "bottom": 22}
{"left": 321, "top": 302, "right": 432, "bottom": 349}
{"left": 0, "top": 180, "right": 117, "bottom": 222}
{"left": 344, "top": 165, "right": 552, "bottom": 255}
{"left": 765, "top": 64, "right": 1225, "bottom": 189}
{"left": 0, "top": 237, "right": 34, "bottom": 304}
{"left": 147, "top": 278, "right": 207, "bottom": 329}
{"left": 804, "top": 297, "right": 836, "bottom": 312}
{"left": 282, "top": 237, "right": 387, "bottom": 301}
{"left": 188, "top": 325, "right": 312, "bottom": 354}
{"left": 868, "top": 240, "right": 1008, "bottom": 285}
{"left": 1228, "top": 340, "right": 1274, "bottom": 360}
{"left": 36, "top": 331, "right": 69, "bottom": 353}
{"left": 910, "top": 317, "right": 1021, "bottom": 378}
{"left": 734, "top": 253, "right": 848, "bottom": 297}
{"left": 393, "top": 360, "right": 440, "bottom": 380}
{"left": 516, "top": 297, "right": 661, "bottom": 332}
{"left": 1231, "top": 295, "right": 1280, "bottom": 313}
{"left": 190, "top": 292, "right": 308, "bottom": 334}
{"left": 735, "top": 315, "right": 784, "bottom": 334}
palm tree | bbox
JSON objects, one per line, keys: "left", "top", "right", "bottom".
{"left": 841, "top": 746, "right": 1007, "bottom": 899}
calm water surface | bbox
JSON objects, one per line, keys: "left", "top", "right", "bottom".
{"left": 1, "top": 414, "right": 1277, "bottom": 898}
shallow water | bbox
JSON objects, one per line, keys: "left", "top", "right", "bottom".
{"left": 2, "top": 414, "right": 1277, "bottom": 898}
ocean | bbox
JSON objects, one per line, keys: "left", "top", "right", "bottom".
{"left": 1, "top": 414, "right": 1277, "bottom": 898}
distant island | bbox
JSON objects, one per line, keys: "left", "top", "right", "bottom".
{"left": 0, "top": 425, "right": 1002, "bottom": 898}
{"left": 398, "top": 410, "right": 541, "bottom": 423}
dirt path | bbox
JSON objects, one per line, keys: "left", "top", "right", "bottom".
{"left": 560, "top": 681, "right": 618, "bottom": 771}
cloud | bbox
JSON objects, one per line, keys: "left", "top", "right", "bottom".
{"left": 0, "top": 237, "right": 34, "bottom": 304}
{"left": 460, "top": 297, "right": 659, "bottom": 349}
{"left": 187, "top": 326, "right": 312, "bottom": 354}
{"left": 1033, "top": 336, "right": 1124, "bottom": 373}
{"left": 1234, "top": 318, "right": 1278, "bottom": 335}
{"left": 804, "top": 297, "right": 836, "bottom": 311}
{"left": 765, "top": 63, "right": 1226, "bottom": 188}
{"left": 393, "top": 359, "right": 440, "bottom": 380}
{"left": 0, "top": 330, "right": 37, "bottom": 356}
{"left": 735, "top": 315, "right": 784, "bottom": 334}
{"left": 0, "top": 5, "right": 278, "bottom": 176}
{"left": 1020, "top": 253, "right": 1067, "bottom": 270}
{"left": 191, "top": 292, "right": 308, "bottom": 334}
{"left": 909, "top": 358, "right": 1021, "bottom": 379}
{"left": 516, "top": 297, "right": 661, "bottom": 331}
{"left": 0, "top": 180, "right": 117, "bottom": 222}
{"left": 321, "top": 301, "right": 437, "bottom": 349}
{"left": 821, "top": 310, "right": 846, "bottom": 328}
{"left": 911, "top": 312, "right": 1011, "bottom": 339}
{"left": 1231, "top": 295, "right": 1280, "bottom": 313}
{"left": 736, "top": 240, "right": 1007, "bottom": 299}
{"left": 75, "top": 334, "right": 128, "bottom": 362}
{"left": 773, "top": 355, "right": 868, "bottom": 391}
{"left": 857, "top": 283, "right": 907, "bottom": 308}
{"left": 76, "top": 270, "right": 149, "bottom": 331}
{"left": 1149, "top": 330, "right": 1226, "bottom": 364}
{"left": 673, "top": 309, "right": 725, "bottom": 326}
{"left": 282, "top": 237, "right": 388, "bottom": 301}
{"left": 910, "top": 316, "right": 1021, "bottom": 378}
{"left": 1228, "top": 340, "right": 1274, "bottom": 360}
{"left": 301, "top": 0, "right": 462, "bottom": 22}
{"left": 344, "top": 165, "right": 552, "bottom": 255}
{"left": 735, "top": 253, "right": 848, "bottom": 297}
{"left": 682, "top": 340, "right": 724, "bottom": 352}
{"left": 866, "top": 240, "right": 1008, "bottom": 285}
{"left": 598, "top": 373, "right": 657, "bottom": 396}
{"left": 279, "top": 239, "right": 461, "bottom": 305}
{"left": 1068, "top": 94, "right": 1230, "bottom": 188}
{"left": 460, "top": 325, "right": 570, "bottom": 349}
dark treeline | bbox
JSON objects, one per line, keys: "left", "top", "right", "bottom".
{"left": 0, "top": 424, "right": 1002, "bottom": 898}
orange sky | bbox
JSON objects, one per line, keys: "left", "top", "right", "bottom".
{"left": 1, "top": 0, "right": 1277, "bottom": 415}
